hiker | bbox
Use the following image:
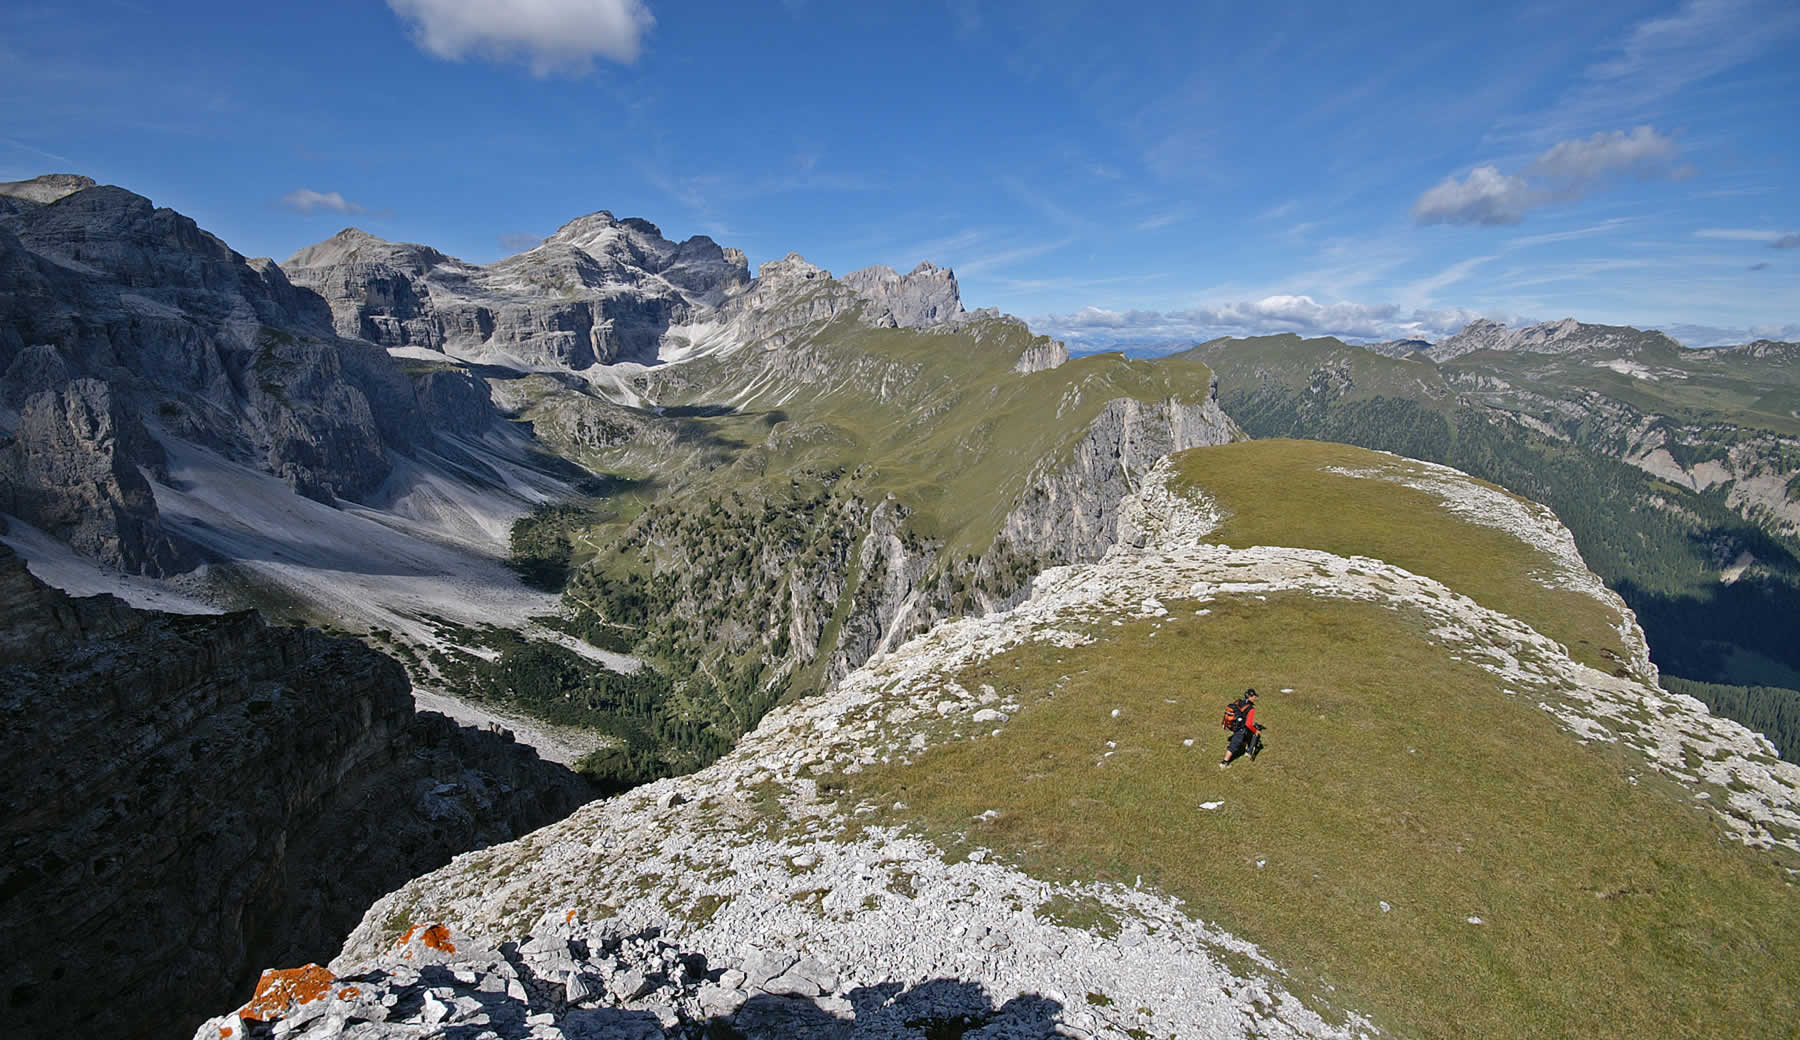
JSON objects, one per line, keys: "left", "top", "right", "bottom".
{"left": 1220, "top": 688, "right": 1264, "bottom": 768}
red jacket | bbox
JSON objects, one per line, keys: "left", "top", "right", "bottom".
{"left": 1242, "top": 705, "right": 1260, "bottom": 731}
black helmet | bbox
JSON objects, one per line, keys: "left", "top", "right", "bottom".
{"left": 1244, "top": 688, "right": 1257, "bottom": 698}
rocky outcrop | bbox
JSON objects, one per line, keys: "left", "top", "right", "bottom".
{"left": 718, "top": 253, "right": 873, "bottom": 350}
{"left": 841, "top": 261, "right": 964, "bottom": 328}
{"left": 0, "top": 541, "right": 138, "bottom": 656}
{"left": 0, "top": 173, "right": 96, "bottom": 205}
{"left": 838, "top": 386, "right": 1242, "bottom": 677}
{"left": 1365, "top": 337, "right": 1430, "bottom": 358}
{"left": 0, "top": 377, "right": 193, "bottom": 573}
{"left": 1717, "top": 339, "right": 1800, "bottom": 362}
{"left": 0, "top": 548, "right": 591, "bottom": 1040}
{"left": 283, "top": 213, "right": 752, "bottom": 368}
{"left": 0, "top": 179, "right": 473, "bottom": 565}
{"left": 1012, "top": 334, "right": 1069, "bottom": 373}
{"left": 999, "top": 392, "right": 1241, "bottom": 565}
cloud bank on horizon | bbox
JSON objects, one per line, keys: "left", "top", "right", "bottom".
{"left": 0, "top": 0, "right": 1793, "bottom": 347}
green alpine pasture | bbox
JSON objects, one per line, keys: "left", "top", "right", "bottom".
{"left": 1166, "top": 439, "right": 1635, "bottom": 674}
{"left": 846, "top": 440, "right": 1800, "bottom": 1037}
{"left": 1188, "top": 334, "right": 1800, "bottom": 753}
{"left": 850, "top": 596, "right": 1800, "bottom": 1039}
{"left": 645, "top": 317, "right": 1222, "bottom": 555}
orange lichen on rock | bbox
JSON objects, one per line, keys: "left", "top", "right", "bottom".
{"left": 565, "top": 909, "right": 577, "bottom": 924}
{"left": 337, "top": 986, "right": 361, "bottom": 1000}
{"left": 238, "top": 964, "right": 336, "bottom": 1022}
{"left": 219, "top": 1028, "right": 234, "bottom": 1039}
{"left": 421, "top": 924, "right": 457, "bottom": 954}
{"left": 395, "top": 925, "right": 420, "bottom": 947}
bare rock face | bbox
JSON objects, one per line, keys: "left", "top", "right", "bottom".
{"left": 0, "top": 377, "right": 193, "bottom": 574}
{"left": 283, "top": 212, "right": 752, "bottom": 368}
{"left": 0, "top": 547, "right": 592, "bottom": 1040}
{"left": 0, "top": 172, "right": 96, "bottom": 204}
{"left": 0, "top": 178, "right": 498, "bottom": 569}
{"left": 840, "top": 261, "right": 964, "bottom": 328}
{"left": 0, "top": 541, "right": 138, "bottom": 657}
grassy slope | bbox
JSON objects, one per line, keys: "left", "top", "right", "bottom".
{"left": 1445, "top": 347, "right": 1800, "bottom": 438}
{"left": 666, "top": 320, "right": 1221, "bottom": 554}
{"left": 1167, "top": 439, "right": 1633, "bottom": 673}
{"left": 849, "top": 440, "right": 1800, "bottom": 1040}
{"left": 1186, "top": 335, "right": 1800, "bottom": 733}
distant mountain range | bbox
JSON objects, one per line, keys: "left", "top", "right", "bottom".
{"left": 1184, "top": 324, "right": 1800, "bottom": 747}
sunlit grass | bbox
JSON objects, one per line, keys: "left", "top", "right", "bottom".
{"left": 851, "top": 595, "right": 1800, "bottom": 1039}
{"left": 1169, "top": 439, "right": 1632, "bottom": 673}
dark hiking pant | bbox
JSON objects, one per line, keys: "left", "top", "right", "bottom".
{"left": 1226, "top": 726, "right": 1252, "bottom": 762}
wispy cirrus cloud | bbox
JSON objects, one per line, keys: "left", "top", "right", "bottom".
{"left": 1135, "top": 207, "right": 1191, "bottom": 232}
{"left": 1413, "top": 125, "right": 1679, "bottom": 225}
{"left": 277, "top": 188, "right": 370, "bottom": 215}
{"left": 957, "top": 237, "right": 1074, "bottom": 275}
{"left": 1694, "top": 228, "right": 1800, "bottom": 245}
{"left": 387, "top": 0, "right": 655, "bottom": 75}
{"left": 1504, "top": 218, "right": 1636, "bottom": 249}
{"left": 1494, "top": 0, "right": 1800, "bottom": 147}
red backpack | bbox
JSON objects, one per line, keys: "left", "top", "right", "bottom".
{"left": 1221, "top": 697, "right": 1249, "bottom": 731}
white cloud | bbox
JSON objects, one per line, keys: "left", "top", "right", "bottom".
{"left": 1033, "top": 296, "right": 1512, "bottom": 351}
{"left": 1414, "top": 126, "right": 1679, "bottom": 226}
{"left": 957, "top": 237, "right": 1074, "bottom": 275}
{"left": 1412, "top": 166, "right": 1535, "bottom": 226}
{"left": 278, "top": 188, "right": 367, "bottom": 215}
{"left": 387, "top": 0, "right": 654, "bottom": 75}
{"left": 1400, "top": 255, "right": 1496, "bottom": 303}
{"left": 1528, "top": 125, "right": 1675, "bottom": 179}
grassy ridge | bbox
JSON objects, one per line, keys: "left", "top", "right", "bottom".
{"left": 1167, "top": 439, "right": 1633, "bottom": 673}
{"left": 844, "top": 440, "right": 1800, "bottom": 1038}
{"left": 851, "top": 598, "right": 1800, "bottom": 1039}
{"left": 1185, "top": 335, "right": 1800, "bottom": 721}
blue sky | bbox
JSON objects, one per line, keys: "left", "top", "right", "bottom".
{"left": 3, "top": 0, "right": 1796, "bottom": 348}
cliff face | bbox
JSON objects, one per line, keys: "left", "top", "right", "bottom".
{"left": 0, "top": 546, "right": 591, "bottom": 1040}
{"left": 0, "top": 376, "right": 193, "bottom": 574}
{"left": 0, "top": 178, "right": 504, "bottom": 573}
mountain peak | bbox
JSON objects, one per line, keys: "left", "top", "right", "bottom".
{"left": 0, "top": 172, "right": 97, "bottom": 204}
{"left": 841, "top": 259, "right": 964, "bottom": 328}
{"left": 284, "top": 227, "right": 447, "bottom": 273}
{"left": 1429, "top": 316, "right": 1679, "bottom": 361}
